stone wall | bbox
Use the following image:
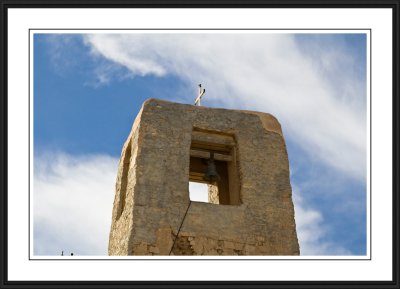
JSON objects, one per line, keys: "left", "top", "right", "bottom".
{"left": 108, "top": 98, "right": 300, "bottom": 256}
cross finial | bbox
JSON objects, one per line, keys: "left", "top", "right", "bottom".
{"left": 194, "top": 84, "right": 205, "bottom": 106}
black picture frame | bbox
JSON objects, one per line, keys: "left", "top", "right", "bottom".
{"left": 1, "top": 1, "right": 399, "bottom": 288}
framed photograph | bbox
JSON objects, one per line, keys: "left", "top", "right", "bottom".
{"left": 1, "top": 1, "right": 399, "bottom": 288}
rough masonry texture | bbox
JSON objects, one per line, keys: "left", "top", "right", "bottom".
{"left": 108, "top": 98, "right": 300, "bottom": 256}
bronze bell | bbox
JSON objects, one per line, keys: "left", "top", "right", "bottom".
{"left": 203, "top": 152, "right": 220, "bottom": 184}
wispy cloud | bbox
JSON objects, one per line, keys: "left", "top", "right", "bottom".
{"left": 83, "top": 33, "right": 366, "bottom": 181}
{"left": 34, "top": 153, "right": 118, "bottom": 256}
{"left": 41, "top": 34, "right": 85, "bottom": 76}
{"left": 83, "top": 34, "right": 167, "bottom": 77}
{"left": 39, "top": 34, "right": 133, "bottom": 88}
{"left": 292, "top": 187, "right": 352, "bottom": 255}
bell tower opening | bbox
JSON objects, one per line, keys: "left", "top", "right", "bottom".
{"left": 188, "top": 128, "right": 240, "bottom": 205}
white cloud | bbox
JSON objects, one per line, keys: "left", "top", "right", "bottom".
{"left": 292, "top": 190, "right": 352, "bottom": 255}
{"left": 84, "top": 34, "right": 167, "bottom": 77}
{"left": 34, "top": 153, "right": 118, "bottom": 256}
{"left": 83, "top": 33, "right": 366, "bottom": 181}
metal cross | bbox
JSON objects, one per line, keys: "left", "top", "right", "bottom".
{"left": 194, "top": 84, "right": 205, "bottom": 106}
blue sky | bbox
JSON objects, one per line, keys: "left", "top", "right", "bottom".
{"left": 33, "top": 32, "right": 367, "bottom": 256}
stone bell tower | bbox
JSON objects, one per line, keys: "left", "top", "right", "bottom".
{"left": 108, "top": 98, "right": 299, "bottom": 255}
